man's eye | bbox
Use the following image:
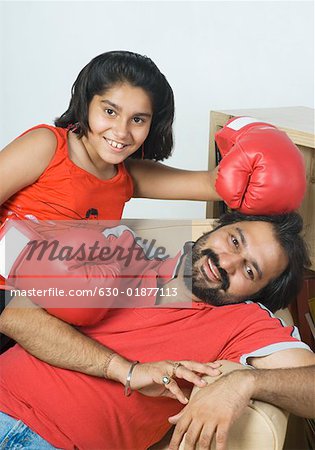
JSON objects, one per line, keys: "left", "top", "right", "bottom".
{"left": 133, "top": 117, "right": 144, "bottom": 124}
{"left": 105, "top": 109, "right": 116, "bottom": 116}
{"left": 231, "top": 236, "right": 239, "bottom": 248}
{"left": 246, "top": 266, "right": 254, "bottom": 280}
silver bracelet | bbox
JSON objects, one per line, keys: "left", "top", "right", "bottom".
{"left": 124, "top": 360, "right": 140, "bottom": 397}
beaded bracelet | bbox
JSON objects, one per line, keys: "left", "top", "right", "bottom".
{"left": 124, "top": 360, "right": 140, "bottom": 397}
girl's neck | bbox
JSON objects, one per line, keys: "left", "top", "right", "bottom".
{"left": 67, "top": 131, "right": 117, "bottom": 180}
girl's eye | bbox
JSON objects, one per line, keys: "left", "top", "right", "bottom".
{"left": 105, "top": 109, "right": 116, "bottom": 116}
{"left": 133, "top": 117, "right": 144, "bottom": 124}
{"left": 246, "top": 266, "right": 254, "bottom": 280}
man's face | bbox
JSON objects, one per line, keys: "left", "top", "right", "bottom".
{"left": 185, "top": 221, "right": 288, "bottom": 306}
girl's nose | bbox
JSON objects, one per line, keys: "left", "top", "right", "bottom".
{"left": 112, "top": 119, "right": 129, "bottom": 140}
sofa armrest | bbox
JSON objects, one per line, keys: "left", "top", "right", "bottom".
{"left": 149, "top": 360, "right": 289, "bottom": 450}
{"left": 179, "top": 360, "right": 288, "bottom": 450}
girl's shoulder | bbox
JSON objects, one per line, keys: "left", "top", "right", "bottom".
{"left": 0, "top": 125, "right": 63, "bottom": 205}
{"left": 2, "top": 124, "right": 61, "bottom": 161}
{"left": 16, "top": 124, "right": 66, "bottom": 150}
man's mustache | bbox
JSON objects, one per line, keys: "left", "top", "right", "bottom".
{"left": 201, "top": 248, "right": 230, "bottom": 291}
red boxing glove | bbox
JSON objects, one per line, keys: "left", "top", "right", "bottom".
{"left": 215, "top": 117, "right": 306, "bottom": 214}
{"left": 8, "top": 228, "right": 121, "bottom": 326}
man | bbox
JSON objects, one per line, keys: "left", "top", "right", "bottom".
{"left": 0, "top": 211, "right": 314, "bottom": 449}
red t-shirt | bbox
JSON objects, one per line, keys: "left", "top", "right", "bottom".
{"left": 0, "top": 236, "right": 310, "bottom": 450}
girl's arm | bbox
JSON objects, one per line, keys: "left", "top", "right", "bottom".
{"left": 125, "top": 159, "right": 222, "bottom": 201}
{"left": 0, "top": 128, "right": 57, "bottom": 205}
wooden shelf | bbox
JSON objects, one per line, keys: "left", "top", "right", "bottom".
{"left": 289, "top": 269, "right": 315, "bottom": 352}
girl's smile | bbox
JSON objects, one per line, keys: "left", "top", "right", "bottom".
{"left": 104, "top": 137, "right": 128, "bottom": 151}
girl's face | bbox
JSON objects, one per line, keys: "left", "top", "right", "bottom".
{"left": 82, "top": 82, "right": 153, "bottom": 167}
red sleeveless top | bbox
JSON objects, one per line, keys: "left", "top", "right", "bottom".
{"left": 0, "top": 124, "right": 134, "bottom": 225}
{"left": 0, "top": 124, "right": 133, "bottom": 286}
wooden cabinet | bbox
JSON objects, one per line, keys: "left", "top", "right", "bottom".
{"left": 207, "top": 107, "right": 315, "bottom": 271}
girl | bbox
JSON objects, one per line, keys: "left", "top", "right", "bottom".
{"left": 0, "top": 51, "right": 222, "bottom": 427}
{"left": 0, "top": 50, "right": 220, "bottom": 229}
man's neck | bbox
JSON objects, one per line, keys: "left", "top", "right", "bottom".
{"left": 155, "top": 254, "right": 198, "bottom": 305}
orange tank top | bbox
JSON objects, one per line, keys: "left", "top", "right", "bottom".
{"left": 0, "top": 124, "right": 134, "bottom": 226}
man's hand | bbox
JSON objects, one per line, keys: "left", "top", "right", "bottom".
{"left": 130, "top": 360, "right": 222, "bottom": 404}
{"left": 168, "top": 370, "right": 254, "bottom": 450}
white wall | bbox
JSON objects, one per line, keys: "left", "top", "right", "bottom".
{"left": 0, "top": 0, "right": 314, "bottom": 218}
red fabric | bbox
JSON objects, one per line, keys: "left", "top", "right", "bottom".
{"left": 0, "top": 299, "right": 306, "bottom": 448}
{"left": 0, "top": 124, "right": 134, "bottom": 226}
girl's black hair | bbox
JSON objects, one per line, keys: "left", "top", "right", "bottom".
{"left": 215, "top": 211, "right": 311, "bottom": 312}
{"left": 55, "top": 51, "right": 174, "bottom": 161}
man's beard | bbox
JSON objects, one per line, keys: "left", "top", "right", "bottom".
{"left": 183, "top": 238, "right": 245, "bottom": 306}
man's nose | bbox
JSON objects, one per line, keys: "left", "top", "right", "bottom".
{"left": 218, "top": 252, "right": 243, "bottom": 274}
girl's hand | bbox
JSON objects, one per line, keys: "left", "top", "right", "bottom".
{"left": 130, "top": 360, "right": 222, "bottom": 404}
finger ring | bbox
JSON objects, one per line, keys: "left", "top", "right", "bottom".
{"left": 162, "top": 375, "right": 171, "bottom": 385}
{"left": 172, "top": 362, "right": 181, "bottom": 377}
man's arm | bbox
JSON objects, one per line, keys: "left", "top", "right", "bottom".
{"left": 169, "top": 350, "right": 315, "bottom": 450}
{"left": 0, "top": 295, "right": 221, "bottom": 403}
{"left": 250, "top": 364, "right": 315, "bottom": 417}
{"left": 247, "top": 348, "right": 315, "bottom": 416}
{"left": 0, "top": 295, "right": 126, "bottom": 378}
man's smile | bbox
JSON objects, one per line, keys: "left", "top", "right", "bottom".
{"left": 201, "top": 257, "right": 222, "bottom": 284}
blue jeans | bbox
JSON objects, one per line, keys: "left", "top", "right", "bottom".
{"left": 0, "top": 411, "right": 58, "bottom": 449}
